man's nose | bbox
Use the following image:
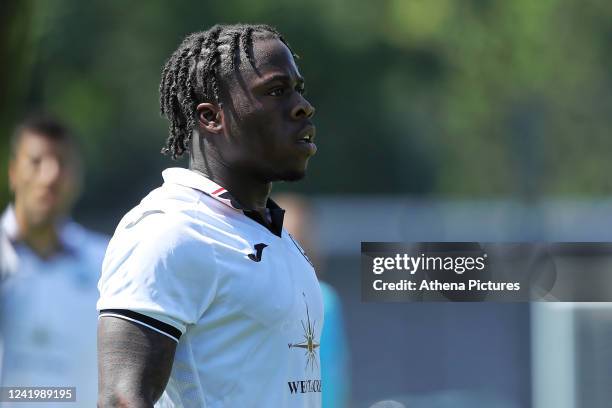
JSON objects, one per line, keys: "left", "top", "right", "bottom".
{"left": 39, "top": 157, "right": 62, "bottom": 185}
{"left": 291, "top": 97, "right": 316, "bottom": 120}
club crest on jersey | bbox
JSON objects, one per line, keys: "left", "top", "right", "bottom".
{"left": 288, "top": 293, "right": 320, "bottom": 372}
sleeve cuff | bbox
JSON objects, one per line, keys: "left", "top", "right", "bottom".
{"left": 99, "top": 309, "right": 182, "bottom": 343}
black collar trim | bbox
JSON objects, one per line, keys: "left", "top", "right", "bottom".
{"left": 242, "top": 199, "right": 285, "bottom": 237}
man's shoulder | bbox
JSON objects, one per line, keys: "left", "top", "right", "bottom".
{"left": 100, "top": 188, "right": 220, "bottom": 293}
{"left": 132, "top": 181, "right": 227, "bottom": 221}
{"left": 105, "top": 179, "right": 242, "bottom": 268}
{"left": 110, "top": 187, "right": 224, "bottom": 252}
{"left": 143, "top": 181, "right": 203, "bottom": 209}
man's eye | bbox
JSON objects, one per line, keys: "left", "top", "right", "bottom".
{"left": 268, "top": 87, "right": 285, "bottom": 96}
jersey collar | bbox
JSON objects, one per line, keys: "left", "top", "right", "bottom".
{"left": 162, "top": 168, "right": 285, "bottom": 236}
{"left": 1, "top": 205, "right": 19, "bottom": 242}
{"left": 162, "top": 167, "right": 246, "bottom": 210}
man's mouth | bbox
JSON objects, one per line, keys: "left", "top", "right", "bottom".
{"left": 297, "top": 126, "right": 316, "bottom": 143}
{"left": 37, "top": 190, "right": 59, "bottom": 203}
{"left": 298, "top": 134, "right": 313, "bottom": 143}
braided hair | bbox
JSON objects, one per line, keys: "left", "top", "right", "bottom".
{"left": 159, "top": 24, "right": 297, "bottom": 159}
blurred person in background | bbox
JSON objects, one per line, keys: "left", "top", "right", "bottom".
{"left": 275, "top": 193, "right": 351, "bottom": 408}
{"left": 0, "top": 115, "right": 107, "bottom": 407}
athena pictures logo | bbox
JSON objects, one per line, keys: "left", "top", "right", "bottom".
{"left": 288, "top": 293, "right": 320, "bottom": 372}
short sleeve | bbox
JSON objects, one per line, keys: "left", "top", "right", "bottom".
{"left": 97, "top": 211, "right": 217, "bottom": 341}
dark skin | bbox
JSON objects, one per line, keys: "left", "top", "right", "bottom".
{"left": 97, "top": 318, "right": 176, "bottom": 407}
{"left": 191, "top": 35, "right": 316, "bottom": 223}
{"left": 98, "top": 36, "right": 316, "bottom": 407}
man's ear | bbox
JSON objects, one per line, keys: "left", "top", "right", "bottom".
{"left": 196, "top": 103, "right": 223, "bottom": 133}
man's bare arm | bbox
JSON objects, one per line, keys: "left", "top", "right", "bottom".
{"left": 97, "top": 316, "right": 177, "bottom": 408}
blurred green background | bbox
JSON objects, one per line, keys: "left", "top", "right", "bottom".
{"left": 5, "top": 2, "right": 612, "bottom": 407}
{"left": 4, "top": 0, "right": 612, "bottom": 231}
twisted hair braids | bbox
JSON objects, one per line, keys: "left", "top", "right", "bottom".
{"left": 159, "top": 24, "right": 297, "bottom": 159}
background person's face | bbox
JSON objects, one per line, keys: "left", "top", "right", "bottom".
{"left": 9, "top": 131, "right": 80, "bottom": 227}
{"left": 217, "top": 37, "right": 316, "bottom": 182}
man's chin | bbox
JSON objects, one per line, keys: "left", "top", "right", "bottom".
{"left": 27, "top": 206, "right": 64, "bottom": 227}
{"left": 274, "top": 169, "right": 306, "bottom": 183}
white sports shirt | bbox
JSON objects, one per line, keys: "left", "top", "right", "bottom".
{"left": 98, "top": 168, "right": 324, "bottom": 408}
{"left": 0, "top": 206, "right": 107, "bottom": 408}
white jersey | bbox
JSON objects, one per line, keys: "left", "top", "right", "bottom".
{"left": 0, "top": 206, "right": 108, "bottom": 408}
{"left": 98, "top": 168, "right": 323, "bottom": 408}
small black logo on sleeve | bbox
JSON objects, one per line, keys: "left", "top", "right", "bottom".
{"left": 247, "top": 243, "right": 268, "bottom": 262}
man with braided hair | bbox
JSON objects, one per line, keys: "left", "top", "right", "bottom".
{"left": 97, "top": 23, "right": 322, "bottom": 407}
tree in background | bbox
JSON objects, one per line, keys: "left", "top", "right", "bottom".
{"left": 4, "top": 0, "right": 612, "bottom": 231}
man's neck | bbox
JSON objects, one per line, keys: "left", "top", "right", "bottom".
{"left": 14, "top": 206, "right": 62, "bottom": 259}
{"left": 190, "top": 161, "right": 272, "bottom": 212}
